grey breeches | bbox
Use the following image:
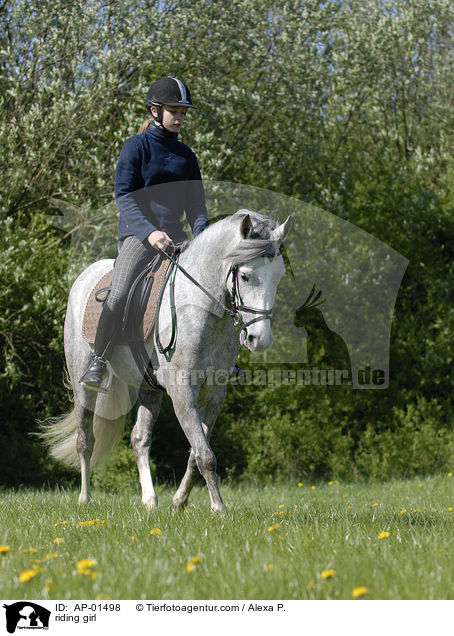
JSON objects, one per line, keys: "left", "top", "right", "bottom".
{"left": 105, "top": 236, "right": 156, "bottom": 312}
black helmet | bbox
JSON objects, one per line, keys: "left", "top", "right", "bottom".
{"left": 146, "top": 76, "right": 196, "bottom": 112}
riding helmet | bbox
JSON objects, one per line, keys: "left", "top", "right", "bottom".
{"left": 146, "top": 76, "right": 196, "bottom": 112}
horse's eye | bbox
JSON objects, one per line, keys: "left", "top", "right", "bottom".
{"left": 240, "top": 273, "right": 250, "bottom": 282}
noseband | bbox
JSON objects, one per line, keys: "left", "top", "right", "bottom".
{"left": 227, "top": 265, "right": 273, "bottom": 338}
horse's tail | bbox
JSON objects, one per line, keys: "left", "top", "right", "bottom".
{"left": 37, "top": 410, "right": 125, "bottom": 470}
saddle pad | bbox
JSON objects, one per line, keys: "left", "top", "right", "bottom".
{"left": 82, "top": 258, "right": 172, "bottom": 344}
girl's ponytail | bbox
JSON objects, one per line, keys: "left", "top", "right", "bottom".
{"left": 138, "top": 117, "right": 153, "bottom": 134}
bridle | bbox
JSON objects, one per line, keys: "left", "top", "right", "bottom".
{"left": 227, "top": 264, "right": 273, "bottom": 339}
{"left": 156, "top": 246, "right": 276, "bottom": 353}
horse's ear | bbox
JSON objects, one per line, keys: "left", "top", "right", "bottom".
{"left": 240, "top": 214, "right": 252, "bottom": 239}
{"left": 272, "top": 215, "right": 292, "bottom": 243}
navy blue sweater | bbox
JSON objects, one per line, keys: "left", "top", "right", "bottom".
{"left": 115, "top": 123, "right": 209, "bottom": 243}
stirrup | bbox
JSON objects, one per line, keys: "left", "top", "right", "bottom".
{"left": 79, "top": 357, "right": 113, "bottom": 394}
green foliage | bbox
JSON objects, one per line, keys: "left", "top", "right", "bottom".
{"left": 216, "top": 385, "right": 454, "bottom": 484}
{"left": 0, "top": 212, "right": 75, "bottom": 486}
{"left": 355, "top": 398, "right": 454, "bottom": 479}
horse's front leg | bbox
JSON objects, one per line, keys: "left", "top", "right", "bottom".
{"left": 131, "top": 389, "right": 163, "bottom": 510}
{"left": 75, "top": 399, "right": 96, "bottom": 504}
{"left": 171, "top": 385, "right": 227, "bottom": 514}
{"left": 173, "top": 385, "right": 228, "bottom": 510}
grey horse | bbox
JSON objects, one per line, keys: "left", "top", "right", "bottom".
{"left": 40, "top": 210, "right": 291, "bottom": 513}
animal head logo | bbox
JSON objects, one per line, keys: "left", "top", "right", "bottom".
{"left": 3, "top": 602, "right": 51, "bottom": 634}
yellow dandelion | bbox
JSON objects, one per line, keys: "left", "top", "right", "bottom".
{"left": 278, "top": 504, "right": 285, "bottom": 509}
{"left": 347, "top": 505, "right": 352, "bottom": 510}
{"left": 400, "top": 509, "right": 407, "bottom": 514}
{"left": 448, "top": 473, "right": 452, "bottom": 477}
{"left": 448, "top": 507, "right": 453, "bottom": 512}
{"left": 150, "top": 528, "right": 162, "bottom": 535}
{"left": 328, "top": 481, "right": 334, "bottom": 485}
{"left": 76, "top": 558, "right": 96, "bottom": 571}
{"left": 413, "top": 509, "right": 420, "bottom": 513}
{"left": 78, "top": 568, "right": 92, "bottom": 576}
{"left": 372, "top": 503, "right": 379, "bottom": 507}
{"left": 45, "top": 553, "right": 59, "bottom": 560}
{"left": 185, "top": 555, "right": 202, "bottom": 572}
{"left": 267, "top": 563, "right": 275, "bottom": 571}
{"left": 21, "top": 547, "right": 38, "bottom": 553}
{"left": 54, "top": 521, "right": 68, "bottom": 527}
{"left": 76, "top": 558, "right": 99, "bottom": 578}
{"left": 19, "top": 566, "right": 42, "bottom": 583}
{"left": 321, "top": 569, "right": 335, "bottom": 579}
{"left": 378, "top": 531, "right": 390, "bottom": 539}
{"left": 53, "top": 538, "right": 64, "bottom": 545}
{"left": 294, "top": 504, "right": 300, "bottom": 509}
{"left": 268, "top": 524, "right": 280, "bottom": 532}
{"left": 77, "top": 518, "right": 105, "bottom": 528}
{"left": 0, "top": 545, "right": 11, "bottom": 553}
{"left": 418, "top": 483, "right": 423, "bottom": 487}
{"left": 76, "top": 559, "right": 98, "bottom": 576}
{"left": 298, "top": 482, "right": 303, "bottom": 487}
{"left": 311, "top": 485, "right": 316, "bottom": 490}
{"left": 352, "top": 586, "right": 368, "bottom": 599}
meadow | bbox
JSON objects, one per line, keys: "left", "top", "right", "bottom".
{"left": 1, "top": 475, "right": 454, "bottom": 600}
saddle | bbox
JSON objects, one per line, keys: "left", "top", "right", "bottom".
{"left": 82, "top": 253, "right": 175, "bottom": 390}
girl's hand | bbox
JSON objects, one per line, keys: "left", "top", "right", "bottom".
{"left": 148, "top": 230, "right": 173, "bottom": 251}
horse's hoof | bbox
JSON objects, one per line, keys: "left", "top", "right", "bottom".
{"left": 211, "top": 505, "right": 227, "bottom": 515}
{"left": 143, "top": 497, "right": 159, "bottom": 510}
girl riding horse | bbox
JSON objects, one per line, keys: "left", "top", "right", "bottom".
{"left": 80, "top": 76, "right": 208, "bottom": 392}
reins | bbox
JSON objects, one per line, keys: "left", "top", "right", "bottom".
{"left": 155, "top": 245, "right": 274, "bottom": 352}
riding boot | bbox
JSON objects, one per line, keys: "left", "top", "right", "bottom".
{"left": 79, "top": 305, "right": 119, "bottom": 393}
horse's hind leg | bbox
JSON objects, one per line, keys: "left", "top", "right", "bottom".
{"left": 173, "top": 449, "right": 199, "bottom": 509}
{"left": 75, "top": 393, "right": 97, "bottom": 505}
{"left": 131, "top": 388, "right": 163, "bottom": 510}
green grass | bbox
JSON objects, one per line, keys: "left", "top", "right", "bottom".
{"left": 1, "top": 476, "right": 454, "bottom": 600}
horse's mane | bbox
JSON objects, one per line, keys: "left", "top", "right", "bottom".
{"left": 182, "top": 209, "right": 280, "bottom": 264}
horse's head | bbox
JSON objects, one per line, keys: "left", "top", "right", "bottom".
{"left": 226, "top": 211, "right": 291, "bottom": 351}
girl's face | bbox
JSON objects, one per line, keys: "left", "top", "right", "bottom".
{"left": 152, "top": 105, "right": 188, "bottom": 132}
